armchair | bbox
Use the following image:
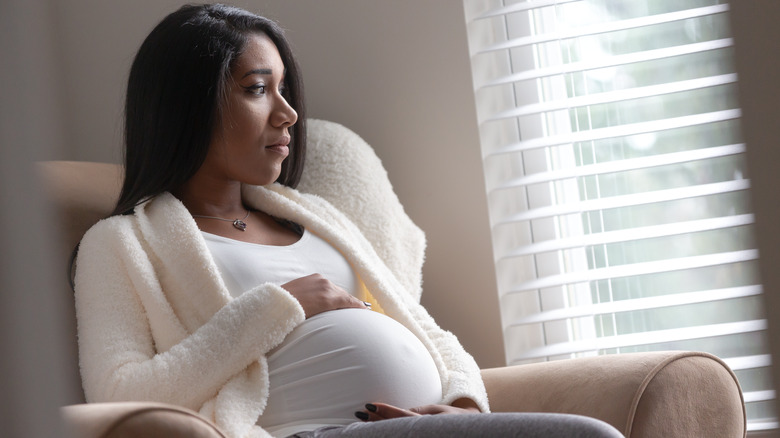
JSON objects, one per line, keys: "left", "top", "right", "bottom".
{"left": 41, "top": 120, "right": 746, "bottom": 438}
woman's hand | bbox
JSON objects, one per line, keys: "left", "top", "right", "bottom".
{"left": 355, "top": 400, "right": 481, "bottom": 422}
{"left": 282, "top": 273, "right": 369, "bottom": 318}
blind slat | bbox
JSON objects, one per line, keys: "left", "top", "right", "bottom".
{"left": 495, "top": 179, "right": 750, "bottom": 226}
{"left": 723, "top": 354, "right": 772, "bottom": 372}
{"left": 493, "top": 143, "right": 745, "bottom": 191}
{"left": 507, "top": 285, "right": 762, "bottom": 326}
{"left": 748, "top": 421, "right": 780, "bottom": 432}
{"left": 473, "top": 0, "right": 582, "bottom": 20}
{"left": 498, "top": 214, "right": 754, "bottom": 260}
{"left": 509, "top": 319, "right": 767, "bottom": 362}
{"left": 744, "top": 390, "right": 777, "bottom": 404}
{"left": 484, "top": 73, "right": 738, "bottom": 122}
{"left": 478, "top": 4, "right": 730, "bottom": 54}
{"left": 480, "top": 38, "right": 733, "bottom": 89}
{"left": 504, "top": 249, "right": 758, "bottom": 295}
{"left": 487, "top": 109, "right": 741, "bottom": 158}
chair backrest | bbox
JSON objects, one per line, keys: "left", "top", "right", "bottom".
{"left": 38, "top": 119, "right": 425, "bottom": 403}
{"left": 37, "top": 161, "right": 120, "bottom": 403}
{"left": 38, "top": 161, "right": 122, "bottom": 257}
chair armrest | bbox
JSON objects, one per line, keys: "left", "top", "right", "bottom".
{"left": 61, "top": 402, "right": 226, "bottom": 438}
{"left": 481, "top": 351, "right": 746, "bottom": 438}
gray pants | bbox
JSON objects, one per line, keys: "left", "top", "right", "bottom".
{"left": 290, "top": 413, "right": 624, "bottom": 437}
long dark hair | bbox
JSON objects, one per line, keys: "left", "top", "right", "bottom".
{"left": 114, "top": 3, "right": 306, "bottom": 216}
{"left": 69, "top": 4, "right": 306, "bottom": 289}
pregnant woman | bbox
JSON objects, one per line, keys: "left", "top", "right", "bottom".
{"left": 73, "top": 4, "right": 622, "bottom": 438}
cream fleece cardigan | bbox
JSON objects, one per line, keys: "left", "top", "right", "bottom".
{"left": 74, "top": 120, "right": 489, "bottom": 438}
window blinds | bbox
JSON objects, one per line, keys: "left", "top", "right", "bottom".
{"left": 464, "top": 0, "right": 774, "bottom": 430}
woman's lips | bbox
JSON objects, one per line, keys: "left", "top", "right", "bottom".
{"left": 266, "top": 144, "right": 289, "bottom": 156}
{"left": 266, "top": 136, "right": 290, "bottom": 156}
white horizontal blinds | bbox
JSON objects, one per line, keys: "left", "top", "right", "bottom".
{"left": 463, "top": 0, "right": 774, "bottom": 430}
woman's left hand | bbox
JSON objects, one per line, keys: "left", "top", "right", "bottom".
{"left": 355, "top": 399, "right": 480, "bottom": 422}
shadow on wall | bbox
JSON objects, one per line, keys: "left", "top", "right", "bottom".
{"left": 0, "top": 1, "right": 79, "bottom": 437}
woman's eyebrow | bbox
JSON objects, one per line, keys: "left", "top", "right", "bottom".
{"left": 241, "top": 68, "right": 273, "bottom": 79}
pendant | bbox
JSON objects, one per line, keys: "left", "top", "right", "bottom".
{"left": 232, "top": 219, "right": 247, "bottom": 231}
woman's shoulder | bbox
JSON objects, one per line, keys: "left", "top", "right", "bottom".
{"left": 81, "top": 193, "right": 178, "bottom": 244}
{"left": 80, "top": 212, "right": 139, "bottom": 248}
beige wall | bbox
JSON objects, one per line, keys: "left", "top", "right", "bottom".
{"left": 52, "top": 0, "right": 505, "bottom": 368}
{"left": 1, "top": 1, "right": 75, "bottom": 436}
{"left": 731, "top": 1, "right": 780, "bottom": 434}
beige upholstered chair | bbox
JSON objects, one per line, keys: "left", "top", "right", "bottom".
{"left": 41, "top": 120, "right": 746, "bottom": 438}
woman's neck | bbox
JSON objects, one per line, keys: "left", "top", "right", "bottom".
{"left": 173, "top": 174, "right": 246, "bottom": 217}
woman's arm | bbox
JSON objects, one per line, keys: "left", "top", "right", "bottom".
{"left": 75, "top": 221, "right": 306, "bottom": 411}
{"left": 403, "top": 299, "right": 491, "bottom": 413}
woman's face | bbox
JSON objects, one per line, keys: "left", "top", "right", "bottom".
{"left": 203, "top": 32, "right": 298, "bottom": 186}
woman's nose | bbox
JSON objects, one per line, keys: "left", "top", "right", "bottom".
{"left": 272, "top": 94, "right": 298, "bottom": 128}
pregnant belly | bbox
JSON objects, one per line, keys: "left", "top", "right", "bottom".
{"left": 258, "top": 308, "right": 443, "bottom": 433}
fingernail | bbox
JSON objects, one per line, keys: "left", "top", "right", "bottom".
{"left": 355, "top": 411, "right": 369, "bottom": 421}
{"left": 365, "top": 403, "right": 377, "bottom": 412}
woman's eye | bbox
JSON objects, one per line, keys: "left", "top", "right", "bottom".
{"left": 246, "top": 84, "right": 266, "bottom": 95}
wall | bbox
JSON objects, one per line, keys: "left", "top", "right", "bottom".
{"left": 0, "top": 1, "right": 76, "bottom": 436}
{"left": 731, "top": 1, "right": 780, "bottom": 434}
{"left": 52, "top": 0, "right": 505, "bottom": 368}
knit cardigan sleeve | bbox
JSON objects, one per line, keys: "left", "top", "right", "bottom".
{"left": 413, "top": 303, "right": 490, "bottom": 412}
{"left": 74, "top": 218, "right": 306, "bottom": 411}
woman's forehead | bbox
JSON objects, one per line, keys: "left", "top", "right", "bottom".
{"left": 233, "top": 33, "right": 284, "bottom": 77}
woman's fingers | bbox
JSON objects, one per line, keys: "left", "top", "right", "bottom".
{"left": 355, "top": 402, "right": 481, "bottom": 422}
{"left": 282, "top": 274, "right": 368, "bottom": 318}
{"left": 408, "top": 405, "right": 450, "bottom": 415}
{"left": 412, "top": 404, "right": 479, "bottom": 415}
{"left": 355, "top": 403, "right": 420, "bottom": 421}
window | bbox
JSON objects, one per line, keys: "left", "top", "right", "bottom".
{"left": 463, "top": 0, "right": 774, "bottom": 431}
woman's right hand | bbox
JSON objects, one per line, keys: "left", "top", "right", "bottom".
{"left": 282, "top": 273, "right": 369, "bottom": 318}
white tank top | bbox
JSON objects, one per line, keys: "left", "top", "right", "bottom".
{"left": 202, "top": 229, "right": 358, "bottom": 298}
{"left": 202, "top": 229, "right": 442, "bottom": 437}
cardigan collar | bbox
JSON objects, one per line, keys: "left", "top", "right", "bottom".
{"left": 134, "top": 192, "right": 231, "bottom": 334}
{"left": 131, "top": 184, "right": 413, "bottom": 335}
